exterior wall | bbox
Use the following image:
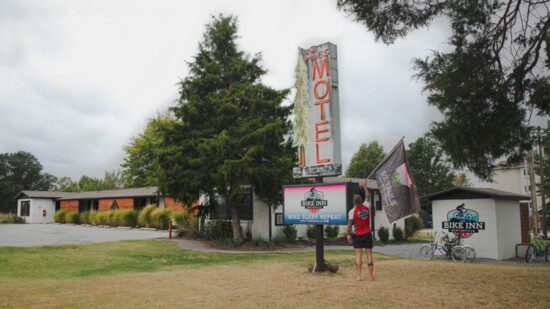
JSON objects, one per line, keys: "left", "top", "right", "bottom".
{"left": 373, "top": 207, "right": 406, "bottom": 240}
{"left": 18, "top": 198, "right": 56, "bottom": 224}
{"left": 492, "top": 167, "right": 524, "bottom": 195}
{"left": 164, "top": 197, "right": 198, "bottom": 212}
{"left": 98, "top": 198, "right": 133, "bottom": 211}
{"left": 433, "top": 198, "right": 521, "bottom": 260}
{"left": 495, "top": 201, "right": 522, "bottom": 259}
{"left": 433, "top": 199, "right": 497, "bottom": 259}
{"left": 491, "top": 163, "right": 545, "bottom": 235}
{"left": 491, "top": 163, "right": 542, "bottom": 209}
{"left": 60, "top": 200, "right": 79, "bottom": 212}
{"left": 251, "top": 196, "right": 270, "bottom": 239}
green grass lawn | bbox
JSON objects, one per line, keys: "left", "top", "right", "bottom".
{"left": 0, "top": 240, "right": 393, "bottom": 280}
{"left": 1, "top": 240, "right": 549, "bottom": 308}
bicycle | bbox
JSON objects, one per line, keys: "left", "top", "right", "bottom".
{"left": 420, "top": 231, "right": 470, "bottom": 262}
{"left": 451, "top": 243, "right": 476, "bottom": 262}
{"left": 525, "top": 236, "right": 550, "bottom": 263}
{"left": 451, "top": 236, "right": 476, "bottom": 262}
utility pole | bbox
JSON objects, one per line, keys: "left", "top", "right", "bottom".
{"left": 527, "top": 150, "right": 540, "bottom": 237}
{"left": 538, "top": 127, "right": 547, "bottom": 238}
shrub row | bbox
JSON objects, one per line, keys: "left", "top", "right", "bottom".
{"left": 0, "top": 213, "right": 25, "bottom": 224}
{"left": 305, "top": 224, "right": 340, "bottom": 240}
{"left": 53, "top": 205, "right": 196, "bottom": 230}
{"left": 377, "top": 215, "right": 424, "bottom": 243}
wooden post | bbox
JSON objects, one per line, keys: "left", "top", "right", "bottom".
{"left": 527, "top": 150, "right": 540, "bottom": 237}
{"left": 538, "top": 127, "right": 547, "bottom": 238}
{"left": 168, "top": 219, "right": 172, "bottom": 239}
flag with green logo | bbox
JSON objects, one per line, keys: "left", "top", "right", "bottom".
{"left": 374, "top": 139, "right": 420, "bottom": 223}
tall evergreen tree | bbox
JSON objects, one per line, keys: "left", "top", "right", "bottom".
{"left": 346, "top": 141, "right": 385, "bottom": 178}
{"left": 158, "top": 15, "right": 294, "bottom": 242}
{"left": 337, "top": 0, "right": 550, "bottom": 181}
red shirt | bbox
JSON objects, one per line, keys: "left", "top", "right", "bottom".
{"left": 349, "top": 204, "right": 371, "bottom": 235}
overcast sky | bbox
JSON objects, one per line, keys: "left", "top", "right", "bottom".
{"left": 0, "top": 0, "right": 453, "bottom": 181}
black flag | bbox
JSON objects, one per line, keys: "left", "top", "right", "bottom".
{"left": 374, "top": 139, "right": 420, "bottom": 223}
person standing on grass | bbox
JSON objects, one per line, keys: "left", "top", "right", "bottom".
{"left": 345, "top": 182, "right": 374, "bottom": 281}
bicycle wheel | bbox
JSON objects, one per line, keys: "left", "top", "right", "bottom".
{"left": 420, "top": 244, "right": 434, "bottom": 260}
{"left": 452, "top": 246, "right": 468, "bottom": 262}
{"left": 525, "top": 244, "right": 535, "bottom": 263}
{"left": 464, "top": 246, "right": 476, "bottom": 262}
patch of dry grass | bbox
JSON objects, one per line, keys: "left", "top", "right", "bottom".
{"left": 1, "top": 256, "right": 548, "bottom": 308}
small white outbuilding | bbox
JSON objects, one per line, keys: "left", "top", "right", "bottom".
{"left": 424, "top": 187, "right": 530, "bottom": 260}
{"left": 14, "top": 191, "right": 71, "bottom": 224}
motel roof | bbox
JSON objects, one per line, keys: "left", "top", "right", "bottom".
{"left": 14, "top": 191, "right": 75, "bottom": 200}
{"left": 56, "top": 187, "right": 159, "bottom": 200}
{"left": 422, "top": 187, "right": 530, "bottom": 201}
{"left": 14, "top": 187, "right": 159, "bottom": 201}
{"left": 323, "top": 176, "right": 378, "bottom": 190}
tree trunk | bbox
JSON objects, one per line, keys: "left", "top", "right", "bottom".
{"left": 199, "top": 213, "right": 205, "bottom": 234}
{"left": 230, "top": 202, "right": 244, "bottom": 242}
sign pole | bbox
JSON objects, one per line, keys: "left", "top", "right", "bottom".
{"left": 314, "top": 176, "right": 325, "bottom": 272}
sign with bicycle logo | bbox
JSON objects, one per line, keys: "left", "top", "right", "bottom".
{"left": 283, "top": 183, "right": 350, "bottom": 225}
{"left": 442, "top": 203, "right": 485, "bottom": 238}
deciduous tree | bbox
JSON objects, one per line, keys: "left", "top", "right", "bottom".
{"left": 407, "top": 136, "right": 454, "bottom": 213}
{"left": 346, "top": 141, "right": 385, "bottom": 178}
{"left": 337, "top": 0, "right": 550, "bottom": 180}
{"left": 0, "top": 151, "right": 57, "bottom": 213}
{"left": 121, "top": 113, "right": 174, "bottom": 188}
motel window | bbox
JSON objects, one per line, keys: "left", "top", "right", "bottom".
{"left": 210, "top": 188, "right": 253, "bottom": 220}
{"left": 374, "top": 191, "right": 382, "bottom": 211}
{"left": 20, "top": 200, "right": 30, "bottom": 217}
{"left": 275, "top": 213, "right": 284, "bottom": 226}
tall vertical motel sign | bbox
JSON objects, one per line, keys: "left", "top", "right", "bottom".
{"left": 292, "top": 42, "right": 342, "bottom": 178}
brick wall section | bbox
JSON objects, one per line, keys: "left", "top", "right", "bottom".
{"left": 60, "top": 200, "right": 79, "bottom": 212}
{"left": 164, "top": 197, "right": 198, "bottom": 212}
{"left": 98, "top": 198, "right": 134, "bottom": 212}
{"left": 519, "top": 202, "right": 530, "bottom": 243}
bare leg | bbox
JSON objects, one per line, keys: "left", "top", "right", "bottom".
{"left": 366, "top": 248, "right": 374, "bottom": 281}
{"left": 355, "top": 248, "right": 363, "bottom": 281}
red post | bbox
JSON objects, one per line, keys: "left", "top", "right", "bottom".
{"left": 168, "top": 219, "right": 172, "bottom": 239}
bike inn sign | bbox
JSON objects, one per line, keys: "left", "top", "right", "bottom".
{"left": 283, "top": 183, "right": 350, "bottom": 225}
{"left": 442, "top": 203, "right": 486, "bottom": 238}
{"left": 292, "top": 42, "right": 342, "bottom": 178}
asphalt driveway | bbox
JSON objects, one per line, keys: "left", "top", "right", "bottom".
{"left": 0, "top": 224, "right": 168, "bottom": 247}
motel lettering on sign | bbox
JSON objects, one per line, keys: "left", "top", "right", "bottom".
{"left": 292, "top": 43, "right": 342, "bottom": 178}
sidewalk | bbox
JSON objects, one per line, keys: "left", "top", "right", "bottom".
{"left": 173, "top": 238, "right": 547, "bottom": 265}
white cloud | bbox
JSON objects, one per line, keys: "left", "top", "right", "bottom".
{"left": 0, "top": 0, "right": 452, "bottom": 180}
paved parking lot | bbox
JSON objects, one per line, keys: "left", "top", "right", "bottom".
{"left": 0, "top": 224, "right": 168, "bottom": 247}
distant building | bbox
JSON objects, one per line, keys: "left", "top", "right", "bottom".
{"left": 490, "top": 160, "right": 546, "bottom": 230}
{"left": 15, "top": 177, "right": 408, "bottom": 241}
{"left": 14, "top": 187, "right": 191, "bottom": 224}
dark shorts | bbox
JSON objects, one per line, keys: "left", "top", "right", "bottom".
{"left": 352, "top": 232, "right": 373, "bottom": 249}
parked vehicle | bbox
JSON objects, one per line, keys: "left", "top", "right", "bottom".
{"left": 525, "top": 236, "right": 549, "bottom": 263}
